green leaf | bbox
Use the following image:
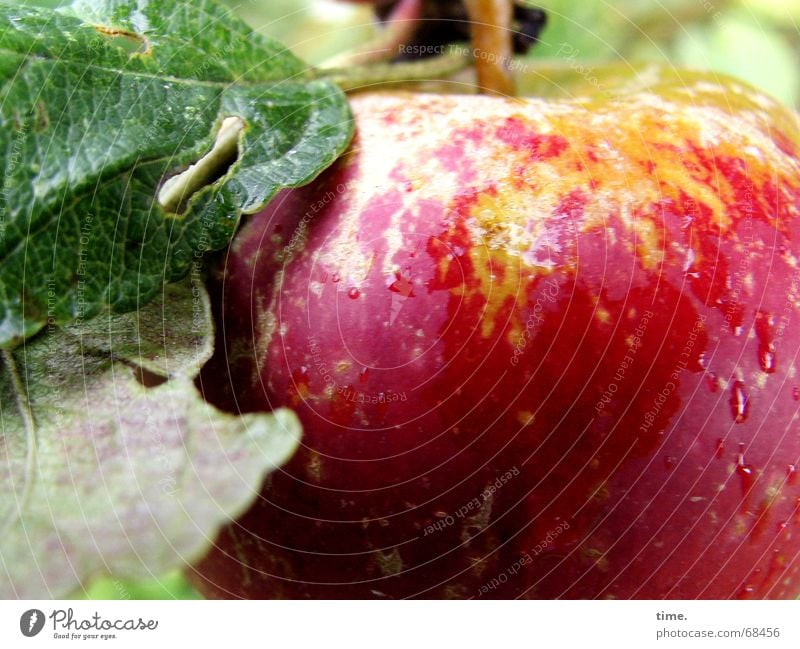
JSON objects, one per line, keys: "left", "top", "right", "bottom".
{"left": 78, "top": 570, "right": 201, "bottom": 600}
{"left": 0, "top": 0, "right": 353, "bottom": 348}
{"left": 0, "top": 277, "right": 301, "bottom": 598}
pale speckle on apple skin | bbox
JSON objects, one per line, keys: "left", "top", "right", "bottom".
{"left": 373, "top": 547, "right": 404, "bottom": 577}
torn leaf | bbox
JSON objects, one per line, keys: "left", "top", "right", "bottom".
{"left": 0, "top": 278, "right": 301, "bottom": 598}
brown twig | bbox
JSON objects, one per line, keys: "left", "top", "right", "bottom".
{"left": 463, "top": 0, "right": 515, "bottom": 96}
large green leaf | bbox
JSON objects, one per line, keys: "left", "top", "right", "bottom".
{"left": 0, "top": 277, "right": 301, "bottom": 598}
{"left": 0, "top": 0, "right": 353, "bottom": 347}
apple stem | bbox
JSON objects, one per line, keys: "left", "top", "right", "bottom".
{"left": 463, "top": 0, "right": 516, "bottom": 96}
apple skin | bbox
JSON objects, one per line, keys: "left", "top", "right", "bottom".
{"left": 191, "top": 72, "right": 800, "bottom": 599}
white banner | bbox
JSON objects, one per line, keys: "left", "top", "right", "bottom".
{"left": 0, "top": 600, "right": 797, "bottom": 648}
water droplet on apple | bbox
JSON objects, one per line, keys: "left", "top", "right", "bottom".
{"left": 683, "top": 247, "right": 696, "bottom": 273}
{"left": 788, "top": 464, "right": 797, "bottom": 485}
{"left": 736, "top": 444, "right": 754, "bottom": 475}
{"left": 715, "top": 438, "right": 725, "bottom": 458}
{"left": 792, "top": 386, "right": 800, "bottom": 401}
{"left": 729, "top": 380, "right": 749, "bottom": 423}
{"left": 758, "top": 347, "right": 776, "bottom": 374}
{"left": 331, "top": 272, "right": 341, "bottom": 283}
{"left": 348, "top": 287, "right": 361, "bottom": 299}
{"left": 664, "top": 456, "right": 676, "bottom": 470}
{"left": 736, "top": 443, "right": 756, "bottom": 493}
{"left": 706, "top": 371, "right": 719, "bottom": 392}
{"left": 359, "top": 367, "right": 369, "bottom": 383}
{"left": 755, "top": 310, "right": 776, "bottom": 373}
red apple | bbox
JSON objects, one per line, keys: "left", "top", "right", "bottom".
{"left": 190, "top": 70, "right": 800, "bottom": 599}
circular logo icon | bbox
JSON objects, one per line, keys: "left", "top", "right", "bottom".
{"left": 20, "top": 609, "right": 45, "bottom": 637}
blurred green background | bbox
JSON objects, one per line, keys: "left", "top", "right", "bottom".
{"left": 17, "top": 0, "right": 800, "bottom": 599}
{"left": 231, "top": 0, "right": 800, "bottom": 108}
{"left": 25, "top": 0, "right": 800, "bottom": 108}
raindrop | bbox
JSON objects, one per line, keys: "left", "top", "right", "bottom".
{"left": 729, "top": 380, "right": 749, "bottom": 423}
{"left": 755, "top": 310, "right": 776, "bottom": 374}
{"left": 736, "top": 444, "right": 755, "bottom": 475}
{"left": 736, "top": 443, "right": 756, "bottom": 491}
{"left": 758, "top": 347, "right": 776, "bottom": 374}
{"left": 738, "top": 462, "right": 755, "bottom": 477}
{"left": 684, "top": 248, "right": 699, "bottom": 277}
{"left": 347, "top": 287, "right": 361, "bottom": 300}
